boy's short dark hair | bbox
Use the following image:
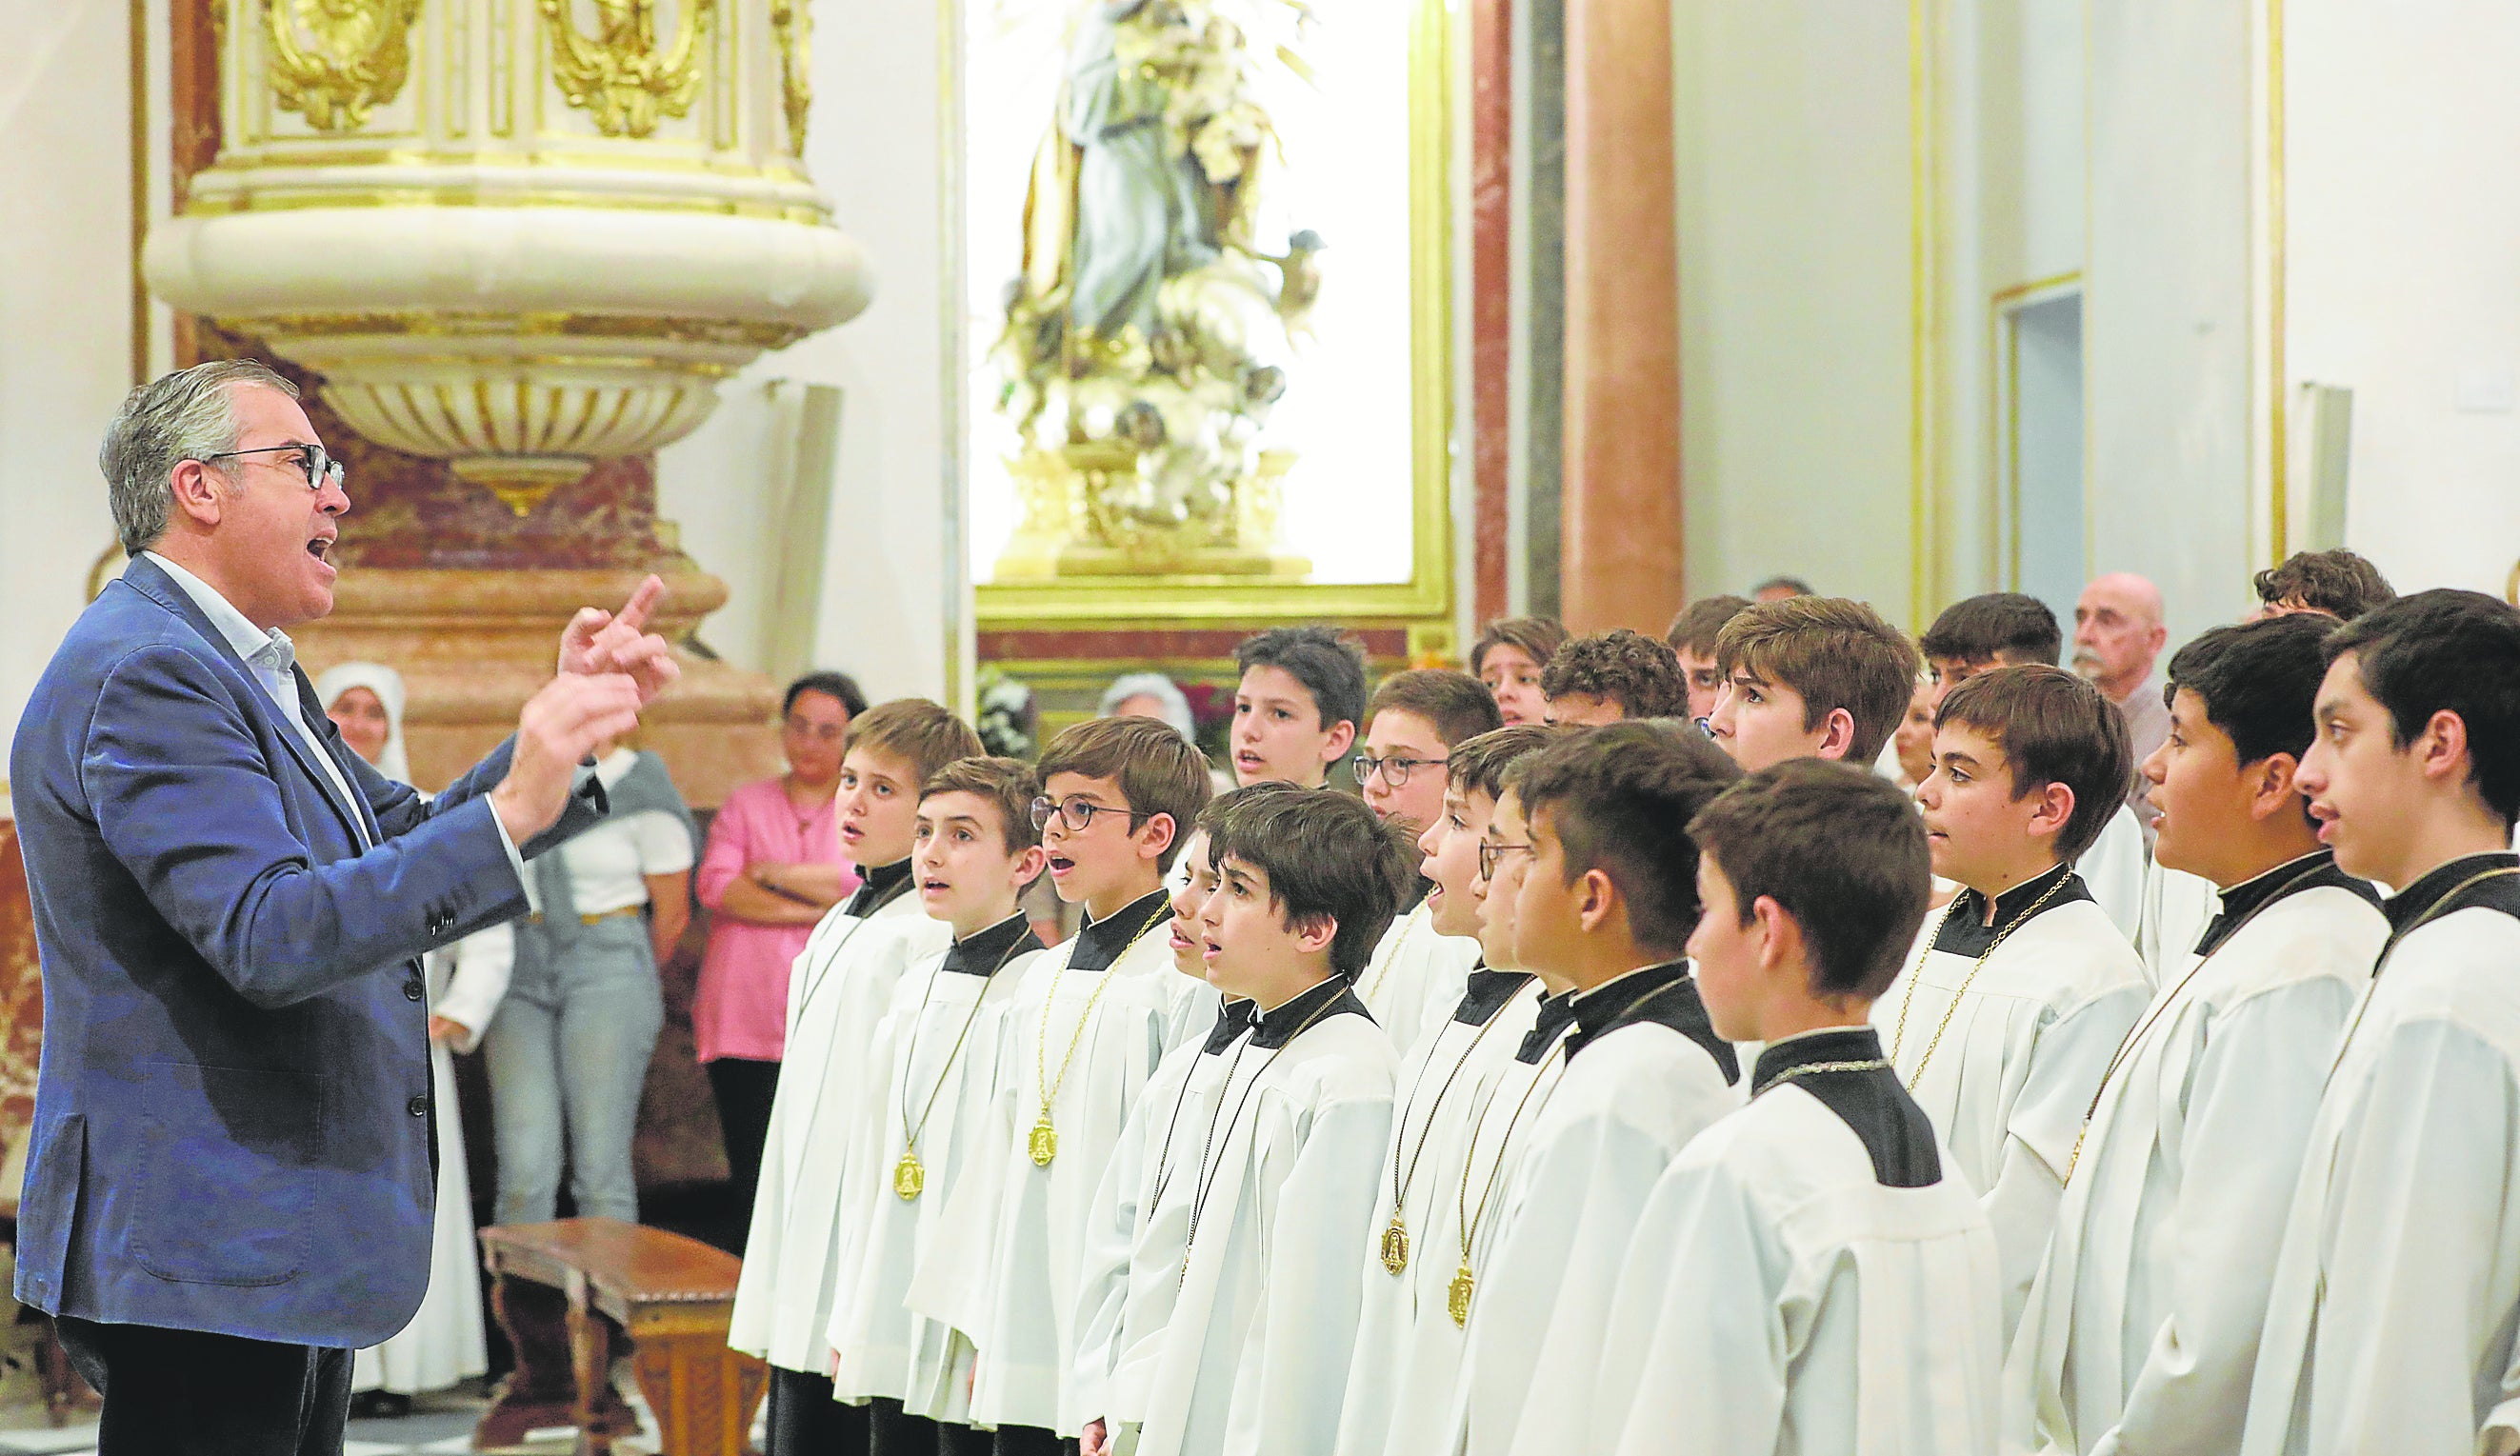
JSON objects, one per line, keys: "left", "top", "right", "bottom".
{"left": 1935, "top": 666, "right": 2131, "bottom": 862}
{"left": 1037, "top": 716, "right": 1216, "bottom": 870}
{"left": 1690, "top": 760, "right": 1930, "bottom": 1000}
{"left": 1369, "top": 668, "right": 1505, "bottom": 748}
{"left": 2163, "top": 614, "right": 2333, "bottom": 768}
{"left": 1538, "top": 629, "right": 1692, "bottom": 721}
{"left": 921, "top": 755, "right": 1046, "bottom": 853}
{"left": 1920, "top": 592, "right": 2063, "bottom": 668}
{"left": 786, "top": 670, "right": 869, "bottom": 720}
{"left": 1713, "top": 597, "right": 1923, "bottom": 764}
{"left": 1469, "top": 617, "right": 1570, "bottom": 677}
{"left": 1206, "top": 789, "right": 1411, "bottom": 976}
{"left": 1446, "top": 724, "right": 1565, "bottom": 803}
{"left": 2324, "top": 588, "right": 2520, "bottom": 829}
{"left": 1665, "top": 595, "right": 1751, "bottom": 658}
{"left": 1512, "top": 723, "right": 1744, "bottom": 957}
{"left": 1234, "top": 626, "right": 1370, "bottom": 732}
{"left": 2253, "top": 548, "right": 2395, "bottom": 622}
{"left": 846, "top": 700, "right": 987, "bottom": 786}
{"left": 1194, "top": 779, "right": 1302, "bottom": 838}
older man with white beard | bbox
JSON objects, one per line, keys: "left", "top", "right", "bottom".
{"left": 2073, "top": 572, "right": 2170, "bottom": 825}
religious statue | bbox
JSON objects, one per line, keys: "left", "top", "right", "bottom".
{"left": 991, "top": 0, "right": 1321, "bottom": 578}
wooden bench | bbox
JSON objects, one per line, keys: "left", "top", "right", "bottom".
{"left": 477, "top": 1218, "right": 765, "bottom": 1456}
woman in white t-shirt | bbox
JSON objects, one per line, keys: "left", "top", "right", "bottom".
{"left": 479, "top": 737, "right": 699, "bottom": 1227}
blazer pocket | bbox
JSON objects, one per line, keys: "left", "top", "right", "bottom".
{"left": 132, "top": 1063, "right": 322, "bottom": 1286}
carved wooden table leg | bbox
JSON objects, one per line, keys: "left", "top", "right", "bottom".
{"left": 627, "top": 1307, "right": 769, "bottom": 1456}
{"left": 477, "top": 1267, "right": 640, "bottom": 1452}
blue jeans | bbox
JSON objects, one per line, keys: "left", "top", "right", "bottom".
{"left": 481, "top": 915, "right": 663, "bottom": 1226}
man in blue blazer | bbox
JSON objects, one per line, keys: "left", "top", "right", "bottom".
{"left": 9, "top": 359, "right": 683, "bottom": 1455}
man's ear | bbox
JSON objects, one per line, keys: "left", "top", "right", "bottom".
{"left": 1750, "top": 894, "right": 1798, "bottom": 969}
{"left": 2028, "top": 780, "right": 2077, "bottom": 842}
{"left": 1321, "top": 719, "right": 1358, "bottom": 763}
{"left": 1013, "top": 844, "right": 1050, "bottom": 886}
{"left": 1292, "top": 910, "right": 1339, "bottom": 955}
{"left": 1815, "top": 708, "right": 1857, "bottom": 763}
{"left": 1574, "top": 866, "right": 1621, "bottom": 934}
{"left": 1133, "top": 810, "right": 1177, "bottom": 863}
{"left": 167, "top": 459, "right": 227, "bottom": 529}
{"left": 2248, "top": 753, "right": 2305, "bottom": 823}
{"left": 2415, "top": 708, "right": 2474, "bottom": 790}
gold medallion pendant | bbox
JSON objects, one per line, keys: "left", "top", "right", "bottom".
{"left": 1379, "top": 1217, "right": 1410, "bottom": 1275}
{"left": 1448, "top": 1266, "right": 1474, "bottom": 1326}
{"left": 1029, "top": 1116, "right": 1059, "bottom": 1167}
{"left": 893, "top": 1151, "right": 926, "bottom": 1201}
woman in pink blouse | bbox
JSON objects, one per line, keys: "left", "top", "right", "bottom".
{"left": 694, "top": 671, "right": 866, "bottom": 1236}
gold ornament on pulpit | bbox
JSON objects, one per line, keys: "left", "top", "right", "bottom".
{"left": 538, "top": 0, "right": 714, "bottom": 139}
{"left": 265, "top": 0, "right": 427, "bottom": 132}
{"left": 990, "top": 0, "right": 1322, "bottom": 580}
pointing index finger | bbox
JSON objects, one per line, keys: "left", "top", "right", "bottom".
{"left": 614, "top": 574, "right": 667, "bottom": 635}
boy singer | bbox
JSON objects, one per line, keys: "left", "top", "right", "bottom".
{"left": 1352, "top": 669, "right": 1502, "bottom": 1046}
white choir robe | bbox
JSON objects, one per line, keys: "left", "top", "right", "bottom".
{"left": 827, "top": 928, "right": 1047, "bottom": 1419}
{"left": 354, "top": 924, "right": 510, "bottom": 1395}
{"left": 1589, "top": 1037, "right": 2003, "bottom": 1456}
{"left": 1131, "top": 985, "right": 1397, "bottom": 1456}
{"left": 2007, "top": 863, "right": 2386, "bottom": 1456}
{"left": 728, "top": 892, "right": 950, "bottom": 1373}
{"left": 913, "top": 913, "right": 1219, "bottom": 1436}
{"left": 1357, "top": 900, "right": 1483, "bottom": 1054}
{"left": 1873, "top": 874, "right": 2148, "bottom": 1341}
{"left": 1330, "top": 974, "right": 1545, "bottom": 1456}
{"left": 2135, "top": 858, "right": 2221, "bottom": 988}
{"left": 1449, "top": 965, "right": 1743, "bottom": 1456}
{"left": 2239, "top": 859, "right": 2520, "bottom": 1456}
{"left": 1072, "top": 1004, "right": 1253, "bottom": 1432}
{"left": 2080, "top": 806, "right": 2149, "bottom": 945}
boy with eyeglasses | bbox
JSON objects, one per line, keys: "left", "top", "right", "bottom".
{"left": 1353, "top": 669, "right": 1504, "bottom": 1047}
{"left": 916, "top": 716, "right": 1213, "bottom": 1455}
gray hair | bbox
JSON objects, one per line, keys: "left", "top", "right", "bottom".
{"left": 1097, "top": 670, "right": 1198, "bottom": 741}
{"left": 99, "top": 359, "right": 300, "bottom": 555}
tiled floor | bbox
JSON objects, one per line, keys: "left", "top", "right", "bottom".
{"left": 0, "top": 1382, "right": 675, "bottom": 1455}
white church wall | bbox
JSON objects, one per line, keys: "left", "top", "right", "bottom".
{"left": 0, "top": 0, "right": 134, "bottom": 755}
{"left": 2287, "top": 0, "right": 2520, "bottom": 600}
{"left": 1669, "top": 0, "right": 1917, "bottom": 624}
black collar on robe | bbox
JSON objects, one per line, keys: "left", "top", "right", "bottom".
{"left": 2193, "top": 849, "right": 2380, "bottom": 958}
{"left": 1561, "top": 960, "right": 1739, "bottom": 1085}
{"left": 1517, "top": 987, "right": 1581, "bottom": 1064}
{"left": 842, "top": 857, "right": 915, "bottom": 917}
{"left": 1205, "top": 998, "right": 1257, "bottom": 1053}
{"left": 1934, "top": 862, "right": 2092, "bottom": 956}
{"left": 1450, "top": 967, "right": 1531, "bottom": 1027}
{"left": 1750, "top": 1027, "right": 1940, "bottom": 1188}
{"left": 2381, "top": 850, "right": 2520, "bottom": 956}
{"left": 1069, "top": 888, "right": 1174, "bottom": 974}
{"left": 942, "top": 911, "right": 1043, "bottom": 976}
{"left": 1250, "top": 976, "right": 1371, "bottom": 1048}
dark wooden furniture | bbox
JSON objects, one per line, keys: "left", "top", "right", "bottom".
{"left": 476, "top": 1218, "right": 765, "bottom": 1456}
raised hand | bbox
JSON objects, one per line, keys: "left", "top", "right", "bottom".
{"left": 490, "top": 672, "right": 645, "bottom": 845}
{"left": 557, "top": 574, "right": 680, "bottom": 706}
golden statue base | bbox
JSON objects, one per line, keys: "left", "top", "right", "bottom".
{"left": 992, "top": 444, "right": 1311, "bottom": 582}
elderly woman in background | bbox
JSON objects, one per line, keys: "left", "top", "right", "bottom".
{"left": 482, "top": 729, "right": 698, "bottom": 1228}
{"left": 1096, "top": 669, "right": 1197, "bottom": 740}
{"left": 316, "top": 663, "right": 502, "bottom": 1417}
{"left": 691, "top": 670, "right": 865, "bottom": 1238}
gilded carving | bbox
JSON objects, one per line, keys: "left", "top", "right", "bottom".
{"left": 263, "top": 0, "right": 427, "bottom": 132}
{"left": 538, "top": 0, "right": 715, "bottom": 139}
{"left": 768, "top": 0, "right": 811, "bottom": 156}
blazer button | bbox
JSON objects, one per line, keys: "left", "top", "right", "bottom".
{"left": 404, "top": 977, "right": 425, "bottom": 1002}
{"left": 407, "top": 1094, "right": 430, "bottom": 1118}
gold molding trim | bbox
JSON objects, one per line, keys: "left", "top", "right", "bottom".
{"left": 240, "top": 309, "right": 811, "bottom": 349}
{"left": 182, "top": 183, "right": 825, "bottom": 222}
{"left": 538, "top": 0, "right": 713, "bottom": 139}
{"left": 769, "top": 0, "right": 810, "bottom": 158}
{"left": 1987, "top": 271, "right": 2085, "bottom": 593}
{"left": 2265, "top": 0, "right": 2290, "bottom": 568}
{"left": 1907, "top": 0, "right": 1942, "bottom": 629}
{"left": 974, "top": 0, "right": 1457, "bottom": 633}
{"left": 265, "top": 0, "right": 427, "bottom": 133}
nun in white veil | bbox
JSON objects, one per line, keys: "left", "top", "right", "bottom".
{"left": 318, "top": 663, "right": 502, "bottom": 1410}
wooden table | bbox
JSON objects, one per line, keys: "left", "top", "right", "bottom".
{"left": 476, "top": 1218, "right": 764, "bottom": 1456}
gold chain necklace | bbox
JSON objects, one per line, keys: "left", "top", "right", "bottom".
{"left": 893, "top": 926, "right": 1033, "bottom": 1200}
{"left": 1890, "top": 869, "right": 2073, "bottom": 1088}
{"left": 1379, "top": 980, "right": 1524, "bottom": 1276}
{"left": 1030, "top": 898, "right": 1174, "bottom": 1166}
{"left": 2325, "top": 864, "right": 2520, "bottom": 1078}
{"left": 2063, "top": 855, "right": 2336, "bottom": 1182}
{"left": 1181, "top": 991, "right": 1350, "bottom": 1285}
{"left": 1752, "top": 1057, "right": 1891, "bottom": 1098}
{"left": 1363, "top": 907, "right": 1424, "bottom": 1007}
{"left": 1449, "top": 1034, "right": 1574, "bottom": 1327}
{"left": 1147, "top": 1011, "right": 1250, "bottom": 1213}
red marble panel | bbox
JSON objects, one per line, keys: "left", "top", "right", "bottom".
{"left": 1470, "top": 0, "right": 1514, "bottom": 627}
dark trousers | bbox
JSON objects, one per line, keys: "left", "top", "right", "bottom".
{"left": 708, "top": 1055, "right": 782, "bottom": 1246}
{"left": 990, "top": 1424, "right": 1075, "bottom": 1456}
{"left": 767, "top": 1366, "right": 870, "bottom": 1455}
{"left": 55, "top": 1315, "right": 352, "bottom": 1456}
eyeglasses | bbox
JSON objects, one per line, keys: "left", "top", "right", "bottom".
{"left": 199, "top": 442, "right": 347, "bottom": 492}
{"left": 1477, "top": 839, "right": 1534, "bottom": 880}
{"left": 1030, "top": 795, "right": 1150, "bottom": 834}
{"left": 1352, "top": 752, "right": 1448, "bottom": 788}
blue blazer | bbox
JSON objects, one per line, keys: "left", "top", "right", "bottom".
{"left": 7, "top": 555, "right": 606, "bottom": 1346}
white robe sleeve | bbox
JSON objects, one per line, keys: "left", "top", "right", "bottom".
{"left": 1070, "top": 1070, "right": 1163, "bottom": 1426}
{"left": 1588, "top": 1148, "right": 1789, "bottom": 1456}
{"left": 1240, "top": 1093, "right": 1394, "bottom": 1456}
{"left": 430, "top": 921, "right": 514, "bottom": 1054}
{"left": 2246, "top": 1016, "right": 2520, "bottom": 1456}
{"left": 1983, "top": 983, "right": 2147, "bottom": 1338}
{"left": 2090, "top": 981, "right": 2356, "bottom": 1456}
